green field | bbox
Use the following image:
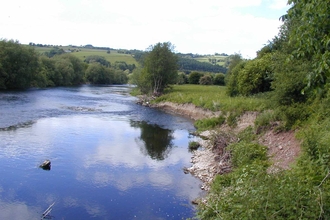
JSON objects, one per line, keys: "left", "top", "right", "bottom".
{"left": 32, "top": 46, "right": 138, "bottom": 66}
{"left": 194, "top": 55, "right": 229, "bottom": 66}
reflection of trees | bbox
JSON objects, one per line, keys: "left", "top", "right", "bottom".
{"left": 130, "top": 121, "right": 174, "bottom": 160}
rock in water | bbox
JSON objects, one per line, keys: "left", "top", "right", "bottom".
{"left": 40, "top": 160, "right": 51, "bottom": 170}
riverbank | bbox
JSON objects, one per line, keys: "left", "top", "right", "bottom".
{"left": 150, "top": 101, "right": 301, "bottom": 192}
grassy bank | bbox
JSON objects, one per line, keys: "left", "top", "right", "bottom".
{"left": 154, "top": 85, "right": 269, "bottom": 112}
{"left": 155, "top": 84, "right": 330, "bottom": 219}
{"left": 154, "top": 85, "right": 270, "bottom": 130}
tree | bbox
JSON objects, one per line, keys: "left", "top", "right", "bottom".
{"left": 213, "top": 73, "right": 225, "bottom": 86}
{"left": 140, "top": 42, "right": 178, "bottom": 95}
{"left": 60, "top": 54, "right": 85, "bottom": 85}
{"left": 188, "top": 71, "right": 203, "bottom": 84}
{"left": 287, "top": 0, "right": 330, "bottom": 90}
{"left": 177, "top": 72, "right": 188, "bottom": 84}
{"left": 84, "top": 55, "right": 110, "bottom": 67}
{"left": 0, "top": 39, "right": 39, "bottom": 89}
{"left": 199, "top": 74, "right": 213, "bottom": 85}
{"left": 85, "top": 63, "right": 114, "bottom": 84}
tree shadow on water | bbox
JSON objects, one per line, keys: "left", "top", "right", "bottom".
{"left": 130, "top": 121, "right": 174, "bottom": 161}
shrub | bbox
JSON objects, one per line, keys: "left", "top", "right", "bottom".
{"left": 213, "top": 73, "right": 225, "bottom": 86}
{"left": 188, "top": 141, "right": 200, "bottom": 151}
{"left": 188, "top": 71, "right": 203, "bottom": 84}
{"left": 199, "top": 75, "right": 213, "bottom": 85}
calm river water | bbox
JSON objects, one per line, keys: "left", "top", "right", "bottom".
{"left": 0, "top": 85, "right": 203, "bottom": 220}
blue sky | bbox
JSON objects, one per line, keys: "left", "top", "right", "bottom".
{"left": 0, "top": 0, "right": 291, "bottom": 58}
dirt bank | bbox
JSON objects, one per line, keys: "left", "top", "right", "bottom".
{"left": 151, "top": 101, "right": 301, "bottom": 191}
{"left": 151, "top": 102, "right": 221, "bottom": 120}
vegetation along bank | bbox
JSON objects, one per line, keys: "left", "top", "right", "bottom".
{"left": 133, "top": 1, "right": 330, "bottom": 218}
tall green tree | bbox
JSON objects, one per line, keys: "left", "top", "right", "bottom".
{"left": 140, "top": 42, "right": 178, "bottom": 95}
{"left": 0, "top": 39, "right": 39, "bottom": 89}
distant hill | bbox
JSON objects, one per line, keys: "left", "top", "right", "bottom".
{"left": 30, "top": 44, "right": 138, "bottom": 66}
{"left": 29, "top": 44, "right": 229, "bottom": 73}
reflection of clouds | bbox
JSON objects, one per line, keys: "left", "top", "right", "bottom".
{"left": 84, "top": 202, "right": 105, "bottom": 217}
{"left": 77, "top": 167, "right": 202, "bottom": 202}
{"left": 148, "top": 171, "right": 173, "bottom": 188}
{"left": 63, "top": 196, "right": 79, "bottom": 207}
{"left": 0, "top": 200, "right": 39, "bottom": 220}
{"left": 63, "top": 196, "right": 106, "bottom": 218}
{"left": 79, "top": 126, "right": 203, "bottom": 201}
{"left": 84, "top": 130, "right": 191, "bottom": 170}
{"left": 0, "top": 184, "right": 40, "bottom": 220}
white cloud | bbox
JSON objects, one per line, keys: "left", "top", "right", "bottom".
{"left": 0, "top": 0, "right": 288, "bottom": 57}
{"left": 269, "top": 0, "right": 289, "bottom": 9}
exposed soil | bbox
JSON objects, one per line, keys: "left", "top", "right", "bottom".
{"left": 152, "top": 102, "right": 221, "bottom": 120}
{"left": 150, "top": 101, "right": 302, "bottom": 191}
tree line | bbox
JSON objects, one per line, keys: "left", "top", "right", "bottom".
{"left": 0, "top": 40, "right": 131, "bottom": 90}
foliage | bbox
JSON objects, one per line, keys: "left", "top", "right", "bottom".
{"left": 60, "top": 54, "right": 85, "bottom": 85}
{"left": 226, "top": 53, "right": 273, "bottom": 96}
{"left": 194, "top": 115, "right": 225, "bottom": 131}
{"left": 237, "top": 53, "right": 273, "bottom": 96}
{"left": 113, "top": 69, "right": 128, "bottom": 84}
{"left": 39, "top": 56, "right": 57, "bottom": 87}
{"left": 254, "top": 110, "right": 278, "bottom": 132}
{"left": 138, "top": 42, "right": 178, "bottom": 95}
{"left": 229, "top": 142, "right": 267, "bottom": 168}
{"left": 178, "top": 57, "right": 227, "bottom": 73}
{"left": 271, "top": 52, "right": 311, "bottom": 106}
{"left": 287, "top": 0, "right": 330, "bottom": 91}
{"left": 199, "top": 74, "right": 213, "bottom": 85}
{"left": 84, "top": 55, "right": 111, "bottom": 67}
{"left": 213, "top": 73, "right": 225, "bottom": 86}
{"left": 176, "top": 72, "right": 188, "bottom": 84}
{"left": 85, "top": 63, "right": 114, "bottom": 84}
{"left": 197, "top": 121, "right": 330, "bottom": 219}
{"left": 44, "top": 47, "right": 65, "bottom": 58}
{"left": 0, "top": 39, "right": 39, "bottom": 89}
{"left": 114, "top": 61, "right": 136, "bottom": 72}
{"left": 225, "top": 60, "right": 246, "bottom": 96}
{"left": 188, "top": 141, "right": 200, "bottom": 151}
{"left": 188, "top": 71, "right": 203, "bottom": 84}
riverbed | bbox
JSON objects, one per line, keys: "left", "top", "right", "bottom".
{"left": 0, "top": 85, "right": 203, "bottom": 220}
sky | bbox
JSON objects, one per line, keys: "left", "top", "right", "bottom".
{"left": 0, "top": 0, "right": 291, "bottom": 58}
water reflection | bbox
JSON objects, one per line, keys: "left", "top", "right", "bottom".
{"left": 131, "top": 121, "right": 174, "bottom": 160}
{"left": 0, "top": 86, "right": 202, "bottom": 219}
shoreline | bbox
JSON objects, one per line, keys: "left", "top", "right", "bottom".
{"left": 147, "top": 100, "right": 301, "bottom": 193}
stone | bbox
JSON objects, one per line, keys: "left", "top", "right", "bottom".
{"left": 39, "top": 160, "right": 51, "bottom": 170}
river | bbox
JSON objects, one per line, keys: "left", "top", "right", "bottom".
{"left": 0, "top": 85, "right": 203, "bottom": 220}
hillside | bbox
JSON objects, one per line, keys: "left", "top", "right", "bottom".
{"left": 31, "top": 45, "right": 138, "bottom": 66}
{"left": 31, "top": 44, "right": 230, "bottom": 73}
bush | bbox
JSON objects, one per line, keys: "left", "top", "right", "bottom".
{"left": 199, "top": 75, "right": 213, "bottom": 85}
{"left": 188, "top": 141, "right": 200, "bottom": 151}
{"left": 271, "top": 54, "right": 311, "bottom": 106}
{"left": 188, "top": 71, "right": 203, "bottom": 84}
{"left": 237, "top": 54, "right": 273, "bottom": 96}
{"left": 213, "top": 73, "right": 225, "bottom": 86}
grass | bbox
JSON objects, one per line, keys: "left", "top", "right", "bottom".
{"left": 194, "top": 55, "right": 228, "bottom": 66}
{"left": 154, "top": 84, "right": 269, "bottom": 113}
{"left": 31, "top": 46, "right": 138, "bottom": 65}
